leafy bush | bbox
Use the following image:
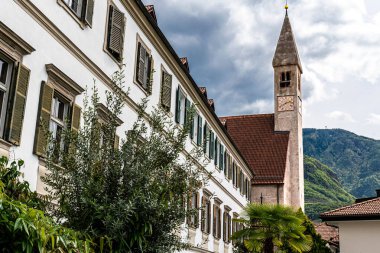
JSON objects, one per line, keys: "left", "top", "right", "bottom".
{"left": 42, "top": 71, "right": 207, "bottom": 252}
{"left": 0, "top": 157, "right": 95, "bottom": 253}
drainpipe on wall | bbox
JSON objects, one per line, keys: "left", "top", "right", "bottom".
{"left": 276, "top": 185, "right": 280, "bottom": 205}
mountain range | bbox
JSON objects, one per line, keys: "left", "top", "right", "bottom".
{"left": 303, "top": 128, "right": 380, "bottom": 219}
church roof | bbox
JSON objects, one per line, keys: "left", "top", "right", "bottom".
{"left": 219, "top": 114, "right": 289, "bottom": 184}
{"left": 272, "top": 13, "right": 303, "bottom": 73}
{"left": 321, "top": 197, "right": 380, "bottom": 221}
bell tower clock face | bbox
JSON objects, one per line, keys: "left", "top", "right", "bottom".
{"left": 277, "top": 96, "right": 294, "bottom": 112}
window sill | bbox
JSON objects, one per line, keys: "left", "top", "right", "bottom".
{"left": 103, "top": 48, "right": 124, "bottom": 69}
{"left": 57, "top": 0, "right": 87, "bottom": 30}
{"left": 133, "top": 79, "right": 151, "bottom": 97}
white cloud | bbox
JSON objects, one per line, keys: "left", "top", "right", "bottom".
{"left": 326, "top": 111, "right": 356, "bottom": 122}
{"left": 239, "top": 99, "right": 273, "bottom": 115}
{"left": 367, "top": 113, "right": 380, "bottom": 125}
{"left": 148, "top": 0, "right": 380, "bottom": 138}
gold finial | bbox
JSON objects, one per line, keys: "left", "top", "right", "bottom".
{"left": 285, "top": 0, "right": 288, "bottom": 14}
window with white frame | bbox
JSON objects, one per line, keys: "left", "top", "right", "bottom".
{"left": 175, "top": 88, "right": 186, "bottom": 125}
{"left": 49, "top": 93, "right": 70, "bottom": 154}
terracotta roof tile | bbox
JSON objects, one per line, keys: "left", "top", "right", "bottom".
{"left": 321, "top": 197, "right": 380, "bottom": 220}
{"left": 219, "top": 114, "right": 289, "bottom": 184}
{"left": 314, "top": 223, "right": 339, "bottom": 245}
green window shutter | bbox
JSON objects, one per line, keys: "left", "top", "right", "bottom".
{"left": 136, "top": 43, "right": 146, "bottom": 85}
{"left": 8, "top": 64, "right": 30, "bottom": 145}
{"left": 197, "top": 116, "right": 202, "bottom": 146}
{"left": 190, "top": 114, "right": 194, "bottom": 140}
{"left": 34, "top": 81, "right": 54, "bottom": 156}
{"left": 214, "top": 138, "right": 218, "bottom": 166}
{"left": 161, "top": 71, "right": 172, "bottom": 111}
{"left": 220, "top": 145, "right": 224, "bottom": 171}
{"left": 209, "top": 131, "right": 214, "bottom": 158}
{"left": 175, "top": 87, "right": 180, "bottom": 123}
{"left": 107, "top": 5, "right": 125, "bottom": 57}
{"left": 203, "top": 123, "right": 208, "bottom": 153}
{"left": 184, "top": 98, "right": 190, "bottom": 126}
{"left": 224, "top": 151, "right": 228, "bottom": 176}
{"left": 84, "top": 0, "right": 95, "bottom": 26}
{"left": 71, "top": 104, "right": 81, "bottom": 134}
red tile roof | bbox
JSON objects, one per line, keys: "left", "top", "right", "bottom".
{"left": 219, "top": 114, "right": 289, "bottom": 184}
{"left": 321, "top": 197, "right": 380, "bottom": 221}
{"left": 315, "top": 222, "right": 339, "bottom": 246}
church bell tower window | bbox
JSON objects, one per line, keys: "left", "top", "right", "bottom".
{"left": 280, "top": 71, "right": 291, "bottom": 88}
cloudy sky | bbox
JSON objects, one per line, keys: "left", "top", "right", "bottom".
{"left": 144, "top": 0, "right": 380, "bottom": 140}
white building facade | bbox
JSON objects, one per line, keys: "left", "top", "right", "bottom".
{"left": 0, "top": 0, "right": 253, "bottom": 252}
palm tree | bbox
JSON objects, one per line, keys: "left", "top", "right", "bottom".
{"left": 231, "top": 204, "right": 312, "bottom": 253}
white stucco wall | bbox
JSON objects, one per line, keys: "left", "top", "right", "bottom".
{"left": 333, "top": 220, "right": 380, "bottom": 253}
{"left": 1, "top": 1, "right": 252, "bottom": 252}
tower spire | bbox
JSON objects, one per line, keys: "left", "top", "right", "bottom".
{"left": 272, "top": 9, "right": 302, "bottom": 73}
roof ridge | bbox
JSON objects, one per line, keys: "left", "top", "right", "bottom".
{"left": 220, "top": 113, "right": 274, "bottom": 120}
{"left": 322, "top": 197, "right": 380, "bottom": 215}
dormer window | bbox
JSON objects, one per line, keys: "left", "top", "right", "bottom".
{"left": 280, "top": 71, "right": 291, "bottom": 88}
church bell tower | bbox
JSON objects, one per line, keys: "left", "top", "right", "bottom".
{"left": 273, "top": 9, "right": 304, "bottom": 209}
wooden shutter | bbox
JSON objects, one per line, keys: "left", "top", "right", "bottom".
{"left": 8, "top": 64, "right": 30, "bottom": 145}
{"left": 161, "top": 71, "right": 172, "bottom": 110}
{"left": 190, "top": 115, "right": 194, "bottom": 140}
{"left": 220, "top": 145, "right": 224, "bottom": 170}
{"left": 214, "top": 138, "right": 218, "bottom": 165}
{"left": 71, "top": 104, "right": 81, "bottom": 134}
{"left": 224, "top": 151, "right": 228, "bottom": 176}
{"left": 34, "top": 82, "right": 54, "bottom": 156}
{"left": 197, "top": 116, "right": 202, "bottom": 146}
{"left": 148, "top": 56, "right": 154, "bottom": 94}
{"left": 136, "top": 43, "right": 146, "bottom": 85}
{"left": 201, "top": 197, "right": 206, "bottom": 232}
{"left": 184, "top": 98, "right": 190, "bottom": 126}
{"left": 203, "top": 124, "right": 208, "bottom": 153}
{"left": 108, "top": 5, "right": 125, "bottom": 56}
{"left": 209, "top": 131, "right": 214, "bottom": 158}
{"left": 175, "top": 87, "right": 180, "bottom": 123}
{"left": 218, "top": 208, "right": 221, "bottom": 238}
{"left": 213, "top": 205, "right": 217, "bottom": 236}
{"left": 84, "top": 0, "right": 95, "bottom": 26}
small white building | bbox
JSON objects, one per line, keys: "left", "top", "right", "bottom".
{"left": 321, "top": 193, "right": 380, "bottom": 253}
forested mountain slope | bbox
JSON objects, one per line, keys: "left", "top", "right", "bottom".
{"left": 303, "top": 128, "right": 380, "bottom": 198}
{"left": 304, "top": 156, "right": 355, "bottom": 220}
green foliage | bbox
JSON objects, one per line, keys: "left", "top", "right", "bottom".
{"left": 43, "top": 70, "right": 207, "bottom": 252}
{"left": 281, "top": 209, "right": 332, "bottom": 253}
{"left": 231, "top": 204, "right": 312, "bottom": 253}
{"left": 304, "top": 128, "right": 380, "bottom": 198}
{"left": 0, "top": 157, "right": 94, "bottom": 252}
{"left": 304, "top": 156, "right": 354, "bottom": 220}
